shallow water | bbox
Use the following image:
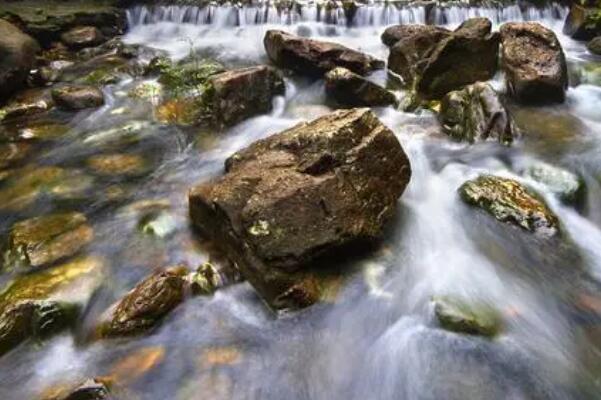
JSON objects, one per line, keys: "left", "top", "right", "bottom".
{"left": 1, "top": 2, "right": 601, "bottom": 399}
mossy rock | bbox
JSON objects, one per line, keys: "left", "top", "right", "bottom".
{"left": 459, "top": 175, "right": 560, "bottom": 237}
{"left": 188, "top": 263, "right": 223, "bottom": 296}
{"left": 433, "top": 297, "right": 502, "bottom": 337}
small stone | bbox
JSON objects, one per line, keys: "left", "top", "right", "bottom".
{"left": 459, "top": 175, "right": 560, "bottom": 236}
{"left": 61, "top": 26, "right": 106, "bottom": 50}
{"left": 4, "top": 212, "right": 94, "bottom": 271}
{"left": 324, "top": 67, "right": 397, "bottom": 107}
{"left": 433, "top": 297, "right": 502, "bottom": 337}
{"left": 189, "top": 263, "right": 223, "bottom": 295}
{"left": 138, "top": 211, "right": 178, "bottom": 238}
{"left": 52, "top": 85, "right": 105, "bottom": 110}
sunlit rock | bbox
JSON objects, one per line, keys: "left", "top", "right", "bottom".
{"left": 0, "top": 88, "right": 54, "bottom": 122}
{"left": 264, "top": 29, "right": 384, "bottom": 77}
{"left": 52, "top": 84, "right": 105, "bottom": 110}
{"left": 189, "top": 108, "right": 411, "bottom": 309}
{"left": 0, "top": 20, "right": 40, "bottom": 102}
{"left": 439, "top": 82, "right": 515, "bottom": 145}
{"left": 138, "top": 210, "right": 178, "bottom": 238}
{"left": 500, "top": 22, "right": 568, "bottom": 104}
{"left": 96, "top": 266, "right": 188, "bottom": 338}
{"left": 3, "top": 212, "right": 94, "bottom": 271}
{"left": 60, "top": 26, "right": 106, "bottom": 50}
{"left": 433, "top": 297, "right": 502, "bottom": 337}
{"left": 459, "top": 175, "right": 560, "bottom": 237}
{"left": 86, "top": 153, "right": 148, "bottom": 177}
{"left": 189, "top": 263, "right": 223, "bottom": 296}
{"left": 324, "top": 67, "right": 397, "bottom": 107}
{"left": 523, "top": 162, "right": 585, "bottom": 206}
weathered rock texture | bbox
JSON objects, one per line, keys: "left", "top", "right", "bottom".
{"left": 189, "top": 108, "right": 411, "bottom": 309}
{"left": 264, "top": 30, "right": 384, "bottom": 77}
{"left": 52, "top": 85, "right": 105, "bottom": 110}
{"left": 459, "top": 175, "right": 560, "bottom": 237}
{"left": 324, "top": 67, "right": 397, "bottom": 107}
{"left": 386, "top": 18, "right": 499, "bottom": 99}
{"left": 439, "top": 82, "right": 515, "bottom": 145}
{"left": 500, "top": 22, "right": 568, "bottom": 104}
{"left": 0, "top": 20, "right": 40, "bottom": 103}
{"left": 60, "top": 26, "right": 106, "bottom": 49}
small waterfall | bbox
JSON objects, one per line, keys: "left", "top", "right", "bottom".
{"left": 126, "top": 2, "right": 567, "bottom": 29}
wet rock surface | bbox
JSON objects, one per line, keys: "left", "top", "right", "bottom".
{"left": 439, "top": 82, "right": 515, "bottom": 145}
{"left": 52, "top": 85, "right": 105, "bottom": 110}
{"left": 500, "top": 22, "right": 568, "bottom": 104}
{"left": 43, "top": 378, "right": 113, "bottom": 400}
{"left": 97, "top": 267, "right": 188, "bottom": 338}
{"left": 189, "top": 108, "right": 411, "bottom": 309}
{"left": 459, "top": 175, "right": 560, "bottom": 237}
{"left": 264, "top": 30, "right": 384, "bottom": 77}
{"left": 434, "top": 297, "right": 502, "bottom": 337}
{"left": 523, "top": 162, "right": 585, "bottom": 206}
{"left": 60, "top": 26, "right": 106, "bottom": 50}
{"left": 0, "top": 20, "right": 40, "bottom": 103}
{"left": 563, "top": 3, "right": 601, "bottom": 40}
{"left": 3, "top": 212, "right": 94, "bottom": 271}
{"left": 324, "top": 67, "right": 397, "bottom": 107}
{"left": 588, "top": 37, "right": 601, "bottom": 55}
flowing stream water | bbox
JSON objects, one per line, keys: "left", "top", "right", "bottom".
{"left": 1, "top": 2, "right": 601, "bottom": 399}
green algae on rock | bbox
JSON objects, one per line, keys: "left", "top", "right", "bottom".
{"left": 459, "top": 175, "right": 560, "bottom": 237}
{"left": 3, "top": 212, "right": 94, "bottom": 271}
{"left": 189, "top": 263, "right": 223, "bottom": 296}
{"left": 96, "top": 266, "right": 188, "bottom": 338}
{"left": 433, "top": 297, "right": 502, "bottom": 337}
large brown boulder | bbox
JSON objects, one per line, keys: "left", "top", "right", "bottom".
{"left": 0, "top": 20, "right": 40, "bottom": 103}
{"left": 416, "top": 18, "right": 499, "bottom": 99}
{"left": 500, "top": 22, "right": 568, "bottom": 104}
{"left": 264, "top": 30, "right": 384, "bottom": 77}
{"left": 324, "top": 67, "right": 397, "bottom": 107}
{"left": 387, "top": 18, "right": 499, "bottom": 99}
{"left": 189, "top": 108, "right": 411, "bottom": 310}
{"left": 386, "top": 25, "right": 451, "bottom": 85}
{"left": 439, "top": 82, "right": 515, "bottom": 145}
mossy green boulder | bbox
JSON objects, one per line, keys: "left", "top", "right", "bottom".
{"left": 433, "top": 297, "right": 502, "bottom": 337}
{"left": 459, "top": 175, "right": 560, "bottom": 236}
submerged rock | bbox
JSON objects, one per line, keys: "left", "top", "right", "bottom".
{"left": 459, "top": 175, "right": 560, "bottom": 237}
{"left": 60, "top": 26, "right": 106, "bottom": 49}
{"left": 86, "top": 153, "right": 148, "bottom": 177}
{"left": 97, "top": 266, "right": 188, "bottom": 338}
{"left": 524, "top": 162, "right": 585, "bottom": 206}
{"left": 0, "top": 20, "right": 40, "bottom": 102}
{"left": 189, "top": 108, "right": 411, "bottom": 309}
{"left": 0, "top": 300, "right": 79, "bottom": 357}
{"left": 500, "top": 22, "right": 568, "bottom": 104}
{"left": 52, "top": 85, "right": 105, "bottom": 110}
{"left": 42, "top": 378, "right": 113, "bottom": 400}
{"left": 434, "top": 297, "right": 501, "bottom": 337}
{"left": 4, "top": 212, "right": 94, "bottom": 271}
{"left": 588, "top": 37, "right": 601, "bottom": 55}
{"left": 264, "top": 30, "right": 384, "bottom": 77}
{"left": 324, "top": 67, "right": 397, "bottom": 107}
{"left": 439, "top": 82, "right": 515, "bottom": 145}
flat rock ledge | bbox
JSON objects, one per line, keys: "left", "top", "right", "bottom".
{"left": 189, "top": 108, "right": 411, "bottom": 310}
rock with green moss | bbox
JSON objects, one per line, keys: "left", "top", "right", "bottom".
{"left": 524, "top": 162, "right": 585, "bottom": 206}
{"left": 154, "top": 58, "right": 225, "bottom": 95}
{"left": 324, "top": 67, "right": 397, "bottom": 107}
{"left": 138, "top": 210, "right": 178, "bottom": 238}
{"left": 4, "top": 212, "right": 94, "bottom": 271}
{"left": 0, "top": 300, "right": 79, "bottom": 357}
{"left": 439, "top": 82, "right": 515, "bottom": 145}
{"left": 189, "top": 263, "right": 223, "bottom": 296}
{"left": 563, "top": 3, "right": 601, "bottom": 40}
{"left": 96, "top": 266, "right": 188, "bottom": 338}
{"left": 588, "top": 37, "right": 601, "bottom": 55}
{"left": 459, "top": 175, "right": 560, "bottom": 236}
{"left": 433, "top": 297, "right": 501, "bottom": 337}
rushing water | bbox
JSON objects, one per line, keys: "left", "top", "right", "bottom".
{"left": 1, "top": 2, "right": 601, "bottom": 399}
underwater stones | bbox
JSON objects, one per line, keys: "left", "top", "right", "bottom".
{"left": 500, "top": 22, "right": 568, "bottom": 104}
{"left": 60, "top": 26, "right": 106, "bottom": 49}
{"left": 439, "top": 82, "right": 515, "bottom": 145}
{"left": 524, "top": 162, "right": 585, "bottom": 206}
{"left": 324, "top": 67, "right": 397, "bottom": 107}
{"left": 264, "top": 30, "right": 384, "bottom": 77}
{"left": 86, "top": 153, "right": 148, "bottom": 177}
{"left": 207, "top": 65, "right": 285, "bottom": 127}
{"left": 189, "top": 108, "right": 411, "bottom": 309}
{"left": 4, "top": 212, "right": 94, "bottom": 271}
{"left": 0, "top": 299, "right": 79, "bottom": 356}
{"left": 0, "top": 142, "right": 32, "bottom": 169}
{"left": 416, "top": 18, "right": 499, "bottom": 99}
{"left": 97, "top": 267, "right": 188, "bottom": 338}
{"left": 52, "top": 85, "right": 105, "bottom": 110}
{"left": 0, "top": 20, "right": 40, "bottom": 102}
{"left": 433, "top": 297, "right": 501, "bottom": 337}
{"left": 459, "top": 175, "right": 560, "bottom": 237}
{"left": 588, "top": 37, "right": 601, "bottom": 55}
